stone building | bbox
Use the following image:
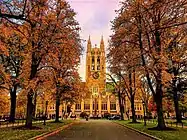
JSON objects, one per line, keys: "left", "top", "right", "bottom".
{"left": 71, "top": 36, "right": 119, "bottom": 117}
{"left": 70, "top": 36, "right": 144, "bottom": 118}
{"left": 36, "top": 36, "right": 144, "bottom": 119}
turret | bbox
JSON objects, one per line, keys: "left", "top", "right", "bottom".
{"left": 87, "top": 35, "right": 92, "bottom": 53}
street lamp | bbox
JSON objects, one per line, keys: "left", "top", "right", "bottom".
{"left": 142, "top": 101, "right": 146, "bottom": 126}
{"left": 43, "top": 101, "right": 48, "bottom": 125}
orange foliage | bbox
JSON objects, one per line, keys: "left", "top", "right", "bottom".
{"left": 0, "top": 91, "right": 10, "bottom": 115}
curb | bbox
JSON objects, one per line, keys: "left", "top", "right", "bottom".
{"left": 29, "top": 121, "right": 78, "bottom": 140}
{"left": 113, "top": 121, "right": 162, "bottom": 140}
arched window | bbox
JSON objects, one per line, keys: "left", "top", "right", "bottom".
{"left": 92, "top": 56, "right": 95, "bottom": 64}
{"left": 102, "top": 101, "right": 107, "bottom": 110}
{"left": 91, "top": 56, "right": 95, "bottom": 70}
{"left": 97, "top": 56, "right": 100, "bottom": 64}
{"left": 110, "top": 102, "right": 116, "bottom": 110}
{"left": 75, "top": 103, "right": 81, "bottom": 110}
{"left": 97, "top": 56, "right": 100, "bottom": 70}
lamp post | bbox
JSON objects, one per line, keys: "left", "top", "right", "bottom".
{"left": 43, "top": 101, "right": 48, "bottom": 125}
{"left": 142, "top": 101, "right": 146, "bottom": 126}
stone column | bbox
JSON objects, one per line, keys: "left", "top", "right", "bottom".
{"left": 98, "top": 95, "right": 102, "bottom": 117}
{"left": 116, "top": 98, "right": 120, "bottom": 114}
{"left": 81, "top": 99, "right": 84, "bottom": 112}
{"left": 107, "top": 95, "right": 110, "bottom": 113}
{"left": 90, "top": 96, "right": 93, "bottom": 117}
{"left": 72, "top": 104, "right": 75, "bottom": 114}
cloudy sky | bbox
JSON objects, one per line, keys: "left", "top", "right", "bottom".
{"left": 68, "top": 0, "right": 121, "bottom": 81}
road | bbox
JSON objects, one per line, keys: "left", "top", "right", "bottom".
{"left": 45, "top": 120, "right": 153, "bottom": 140}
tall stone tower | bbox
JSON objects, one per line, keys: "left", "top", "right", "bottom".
{"left": 85, "top": 36, "right": 106, "bottom": 117}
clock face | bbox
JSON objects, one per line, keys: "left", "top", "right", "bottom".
{"left": 92, "top": 72, "right": 99, "bottom": 79}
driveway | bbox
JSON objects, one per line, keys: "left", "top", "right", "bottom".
{"left": 45, "top": 120, "right": 153, "bottom": 140}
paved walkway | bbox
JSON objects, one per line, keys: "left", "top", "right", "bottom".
{"left": 46, "top": 120, "right": 153, "bottom": 140}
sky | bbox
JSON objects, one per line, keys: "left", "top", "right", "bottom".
{"left": 68, "top": 0, "right": 121, "bottom": 81}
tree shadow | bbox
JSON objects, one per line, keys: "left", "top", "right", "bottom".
{"left": 148, "top": 127, "right": 177, "bottom": 131}
{"left": 128, "top": 121, "right": 141, "bottom": 124}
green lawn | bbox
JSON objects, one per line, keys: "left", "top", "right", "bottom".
{"left": 115, "top": 120, "right": 187, "bottom": 140}
{"left": 137, "top": 119, "right": 187, "bottom": 127}
{"left": 0, "top": 120, "right": 73, "bottom": 140}
{"left": 0, "top": 119, "right": 41, "bottom": 126}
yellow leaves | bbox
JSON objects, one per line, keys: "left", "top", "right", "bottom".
{"left": 0, "top": 92, "right": 10, "bottom": 115}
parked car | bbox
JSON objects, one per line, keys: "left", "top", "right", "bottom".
{"left": 182, "top": 116, "right": 187, "bottom": 120}
{"left": 108, "top": 115, "right": 121, "bottom": 120}
{"left": 70, "top": 114, "right": 77, "bottom": 118}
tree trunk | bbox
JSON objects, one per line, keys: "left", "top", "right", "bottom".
{"left": 173, "top": 89, "right": 182, "bottom": 123}
{"left": 131, "top": 96, "right": 137, "bottom": 123}
{"left": 55, "top": 91, "right": 60, "bottom": 122}
{"left": 172, "top": 76, "right": 182, "bottom": 123}
{"left": 155, "top": 97, "right": 166, "bottom": 129}
{"left": 25, "top": 53, "right": 38, "bottom": 127}
{"left": 25, "top": 93, "right": 33, "bottom": 128}
{"left": 117, "top": 91, "right": 124, "bottom": 120}
{"left": 154, "top": 22, "right": 166, "bottom": 129}
{"left": 155, "top": 78, "right": 166, "bottom": 130}
{"left": 145, "top": 101, "right": 149, "bottom": 118}
{"left": 137, "top": 7, "right": 166, "bottom": 129}
{"left": 32, "top": 93, "right": 37, "bottom": 117}
{"left": 9, "top": 85, "right": 17, "bottom": 123}
{"left": 128, "top": 71, "right": 136, "bottom": 123}
{"left": 123, "top": 98, "right": 127, "bottom": 119}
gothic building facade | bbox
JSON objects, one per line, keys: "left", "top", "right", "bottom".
{"left": 37, "top": 36, "right": 144, "bottom": 119}
{"left": 71, "top": 36, "right": 120, "bottom": 117}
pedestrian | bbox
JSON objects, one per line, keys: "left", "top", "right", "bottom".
{"left": 85, "top": 116, "right": 88, "bottom": 121}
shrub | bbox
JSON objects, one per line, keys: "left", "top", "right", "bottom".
{"left": 80, "top": 112, "right": 88, "bottom": 118}
{"left": 103, "top": 112, "right": 111, "bottom": 119}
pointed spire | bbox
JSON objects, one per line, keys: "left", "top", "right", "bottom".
{"left": 101, "top": 35, "right": 104, "bottom": 44}
{"left": 87, "top": 35, "right": 91, "bottom": 53}
{"left": 88, "top": 35, "right": 91, "bottom": 44}
{"left": 100, "top": 35, "right": 105, "bottom": 51}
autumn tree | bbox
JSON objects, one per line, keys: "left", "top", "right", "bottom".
{"left": 31, "top": 1, "right": 82, "bottom": 122}
{"left": 1, "top": 0, "right": 82, "bottom": 128}
{"left": 110, "top": 0, "right": 187, "bottom": 130}
{"left": 47, "top": 31, "right": 82, "bottom": 122}
{"left": 0, "top": 0, "right": 33, "bottom": 24}
{"left": 106, "top": 73, "right": 125, "bottom": 120}
{"left": 165, "top": 26, "right": 187, "bottom": 123}
{"left": 0, "top": 28, "right": 28, "bottom": 122}
{"left": 137, "top": 76, "right": 152, "bottom": 118}
{"left": 107, "top": 37, "right": 141, "bottom": 122}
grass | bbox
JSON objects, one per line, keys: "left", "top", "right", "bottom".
{"left": 164, "top": 119, "right": 187, "bottom": 127}
{"left": 0, "top": 119, "right": 38, "bottom": 126}
{"left": 134, "top": 119, "right": 187, "bottom": 128}
{"left": 0, "top": 120, "right": 73, "bottom": 140}
{"left": 115, "top": 120, "right": 187, "bottom": 140}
